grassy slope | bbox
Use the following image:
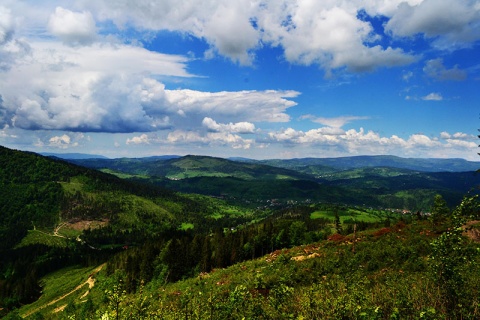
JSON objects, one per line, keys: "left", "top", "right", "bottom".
{"left": 18, "top": 220, "right": 480, "bottom": 319}
{"left": 310, "top": 206, "right": 394, "bottom": 223}
{"left": 15, "top": 229, "right": 70, "bottom": 249}
{"left": 19, "top": 264, "right": 103, "bottom": 318}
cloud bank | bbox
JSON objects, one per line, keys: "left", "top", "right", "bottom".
{"left": 0, "top": 1, "right": 478, "bottom": 159}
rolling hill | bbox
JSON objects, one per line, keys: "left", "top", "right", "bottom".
{"left": 69, "top": 154, "right": 314, "bottom": 181}
{"left": 68, "top": 154, "right": 480, "bottom": 209}
{"left": 0, "top": 146, "right": 250, "bottom": 309}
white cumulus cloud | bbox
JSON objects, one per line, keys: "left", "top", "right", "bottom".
{"left": 162, "top": 89, "right": 298, "bottom": 124}
{"left": 422, "top": 92, "right": 443, "bottom": 101}
{"left": 48, "top": 7, "right": 97, "bottom": 46}
{"left": 167, "top": 130, "right": 253, "bottom": 149}
{"left": 33, "top": 132, "right": 86, "bottom": 149}
{"left": 264, "top": 126, "right": 476, "bottom": 158}
{"left": 301, "top": 115, "right": 370, "bottom": 128}
{"left": 4, "top": 0, "right": 480, "bottom": 73}
{"left": 126, "top": 134, "right": 150, "bottom": 145}
{"left": 0, "top": 41, "right": 192, "bottom": 133}
{"left": 78, "top": 0, "right": 420, "bottom": 71}
{"left": 202, "top": 117, "right": 255, "bottom": 134}
{"left": 48, "top": 134, "right": 75, "bottom": 148}
{"left": 386, "top": 0, "right": 480, "bottom": 48}
{"left": 0, "top": 40, "right": 299, "bottom": 134}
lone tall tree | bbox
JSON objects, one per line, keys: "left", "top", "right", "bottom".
{"left": 430, "top": 194, "right": 450, "bottom": 226}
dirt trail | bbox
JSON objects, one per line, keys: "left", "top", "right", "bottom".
{"left": 53, "top": 222, "right": 67, "bottom": 238}
{"left": 22, "top": 264, "right": 105, "bottom": 318}
{"left": 53, "top": 305, "right": 67, "bottom": 313}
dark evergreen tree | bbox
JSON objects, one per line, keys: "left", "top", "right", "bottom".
{"left": 334, "top": 208, "right": 342, "bottom": 234}
{"left": 430, "top": 194, "right": 450, "bottom": 226}
{"left": 200, "top": 236, "right": 212, "bottom": 272}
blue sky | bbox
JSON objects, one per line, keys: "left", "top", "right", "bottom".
{"left": 0, "top": 0, "right": 479, "bottom": 160}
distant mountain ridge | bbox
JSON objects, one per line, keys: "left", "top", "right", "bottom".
{"left": 257, "top": 155, "right": 480, "bottom": 173}
{"left": 40, "top": 152, "right": 110, "bottom": 160}
{"left": 67, "top": 154, "right": 480, "bottom": 172}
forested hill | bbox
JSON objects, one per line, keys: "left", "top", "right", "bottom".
{"left": 68, "top": 154, "right": 315, "bottom": 181}
{"left": 0, "top": 146, "right": 236, "bottom": 250}
{"left": 68, "top": 155, "right": 382, "bottom": 206}
{"left": 0, "top": 145, "right": 230, "bottom": 308}
{"left": 0, "top": 145, "right": 98, "bottom": 249}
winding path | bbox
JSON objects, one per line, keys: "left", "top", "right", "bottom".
{"left": 22, "top": 264, "right": 105, "bottom": 318}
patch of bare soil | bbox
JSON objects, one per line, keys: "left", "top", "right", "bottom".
{"left": 463, "top": 220, "right": 480, "bottom": 242}
{"left": 291, "top": 252, "right": 321, "bottom": 262}
{"left": 66, "top": 219, "right": 109, "bottom": 231}
{"left": 290, "top": 245, "right": 324, "bottom": 262}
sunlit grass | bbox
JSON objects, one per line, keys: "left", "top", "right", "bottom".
{"left": 59, "top": 177, "right": 85, "bottom": 194}
{"left": 19, "top": 265, "right": 101, "bottom": 318}
{"left": 100, "top": 169, "right": 149, "bottom": 179}
{"left": 310, "top": 207, "right": 389, "bottom": 223}
{"left": 180, "top": 222, "right": 194, "bottom": 230}
{"left": 15, "top": 229, "right": 69, "bottom": 249}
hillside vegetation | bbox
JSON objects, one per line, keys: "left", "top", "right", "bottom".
{"left": 0, "top": 146, "right": 252, "bottom": 311}
{"left": 9, "top": 199, "right": 480, "bottom": 319}
{"left": 1, "top": 146, "right": 479, "bottom": 319}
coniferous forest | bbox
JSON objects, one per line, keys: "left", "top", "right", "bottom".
{"left": 0, "top": 145, "right": 479, "bottom": 319}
